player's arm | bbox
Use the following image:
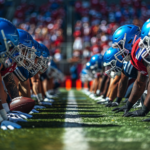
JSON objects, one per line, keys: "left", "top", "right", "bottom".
{"left": 143, "top": 65, "right": 150, "bottom": 109}
{"left": 19, "top": 79, "right": 31, "bottom": 98}
{"left": 99, "top": 74, "right": 108, "bottom": 93}
{"left": 113, "top": 72, "right": 129, "bottom": 105}
{"left": 3, "top": 73, "right": 19, "bottom": 99}
{"left": 105, "top": 75, "right": 120, "bottom": 107}
{"left": 108, "top": 75, "right": 121, "bottom": 101}
{"left": 30, "top": 74, "right": 43, "bottom": 102}
{"left": 113, "top": 71, "right": 147, "bottom": 114}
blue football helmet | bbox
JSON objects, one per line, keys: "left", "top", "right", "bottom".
{"left": 39, "top": 43, "right": 51, "bottom": 73}
{"left": 90, "top": 54, "right": 103, "bottom": 73}
{"left": 46, "top": 59, "right": 58, "bottom": 78}
{"left": 103, "top": 47, "right": 123, "bottom": 77}
{"left": 0, "top": 18, "right": 19, "bottom": 65}
{"left": 138, "top": 19, "right": 150, "bottom": 64}
{"left": 112, "top": 24, "right": 140, "bottom": 62}
{"left": 17, "top": 29, "right": 42, "bottom": 75}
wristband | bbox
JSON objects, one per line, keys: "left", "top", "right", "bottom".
{"left": 126, "top": 101, "right": 134, "bottom": 109}
{"left": 116, "top": 97, "right": 122, "bottom": 104}
{"left": 0, "top": 114, "right": 3, "bottom": 123}
{"left": 2, "top": 103, "right": 10, "bottom": 113}
{"left": 0, "top": 109, "right": 8, "bottom": 120}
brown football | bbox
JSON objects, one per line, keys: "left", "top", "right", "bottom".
{"left": 10, "top": 97, "right": 35, "bottom": 113}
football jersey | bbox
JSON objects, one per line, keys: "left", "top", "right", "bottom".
{"left": 130, "top": 38, "right": 148, "bottom": 76}
{"left": 13, "top": 66, "right": 29, "bottom": 82}
{"left": 123, "top": 61, "right": 137, "bottom": 79}
{"left": 13, "top": 66, "right": 35, "bottom": 82}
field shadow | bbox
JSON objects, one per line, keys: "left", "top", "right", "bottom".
{"left": 31, "top": 114, "right": 106, "bottom": 119}
{"left": 38, "top": 110, "right": 102, "bottom": 113}
{"left": 19, "top": 121, "right": 120, "bottom": 128}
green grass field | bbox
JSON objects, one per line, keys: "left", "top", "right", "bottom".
{"left": 1, "top": 89, "right": 150, "bottom": 150}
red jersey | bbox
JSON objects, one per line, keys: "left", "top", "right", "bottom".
{"left": 130, "top": 38, "right": 148, "bottom": 76}
{"left": 1, "top": 63, "right": 17, "bottom": 78}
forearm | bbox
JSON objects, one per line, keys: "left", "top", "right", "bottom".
{"left": 117, "top": 77, "right": 128, "bottom": 98}
{"left": 109, "top": 81, "right": 118, "bottom": 101}
{"left": 3, "top": 73, "right": 19, "bottom": 99}
{"left": 99, "top": 75, "right": 108, "bottom": 92}
{"left": 128, "top": 80, "right": 146, "bottom": 104}
{"left": 19, "top": 79, "right": 31, "bottom": 97}
{"left": 144, "top": 82, "right": 150, "bottom": 109}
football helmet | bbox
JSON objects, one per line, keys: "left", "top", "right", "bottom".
{"left": 112, "top": 24, "right": 140, "bottom": 62}
{"left": 17, "top": 29, "right": 41, "bottom": 75}
{"left": 139, "top": 19, "right": 150, "bottom": 64}
{"left": 103, "top": 47, "right": 123, "bottom": 77}
{"left": 90, "top": 54, "right": 103, "bottom": 73}
{"left": 0, "top": 18, "right": 20, "bottom": 66}
{"left": 39, "top": 43, "right": 51, "bottom": 73}
{"left": 46, "top": 59, "right": 58, "bottom": 78}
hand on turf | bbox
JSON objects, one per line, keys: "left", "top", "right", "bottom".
{"left": 11, "top": 111, "right": 32, "bottom": 119}
{"left": 123, "top": 105, "right": 149, "bottom": 117}
{"left": 29, "top": 109, "right": 39, "bottom": 114}
{"left": 39, "top": 101, "right": 52, "bottom": 106}
{"left": 112, "top": 101, "right": 133, "bottom": 113}
{"left": 7, "top": 113, "right": 27, "bottom": 123}
{"left": 0, "top": 121, "right": 21, "bottom": 130}
{"left": 105, "top": 101, "right": 112, "bottom": 107}
{"left": 44, "top": 98, "right": 54, "bottom": 103}
{"left": 111, "top": 102, "right": 119, "bottom": 107}
{"left": 34, "top": 105, "right": 46, "bottom": 109}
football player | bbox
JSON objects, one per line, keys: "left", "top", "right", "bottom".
{"left": 101, "top": 47, "right": 138, "bottom": 106}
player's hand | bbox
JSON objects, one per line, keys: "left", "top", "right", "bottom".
{"left": 112, "top": 101, "right": 133, "bottom": 113}
{"left": 111, "top": 102, "right": 119, "bottom": 107}
{"left": 44, "top": 98, "right": 54, "bottom": 103}
{"left": 34, "top": 105, "right": 46, "bottom": 109}
{"left": 7, "top": 113, "right": 27, "bottom": 123}
{"left": 11, "top": 111, "right": 32, "bottom": 119}
{"left": 0, "top": 121, "right": 21, "bottom": 130}
{"left": 105, "top": 101, "right": 112, "bottom": 107}
{"left": 39, "top": 102, "right": 52, "bottom": 106}
{"left": 29, "top": 109, "right": 39, "bottom": 114}
{"left": 123, "top": 105, "right": 149, "bottom": 117}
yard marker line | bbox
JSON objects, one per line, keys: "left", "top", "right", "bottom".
{"left": 62, "top": 90, "right": 90, "bottom": 150}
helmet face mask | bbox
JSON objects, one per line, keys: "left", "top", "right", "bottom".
{"left": 104, "top": 59, "right": 122, "bottom": 77}
{"left": 112, "top": 33, "right": 131, "bottom": 63}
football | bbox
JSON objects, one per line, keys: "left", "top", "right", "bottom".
{"left": 10, "top": 97, "right": 35, "bottom": 113}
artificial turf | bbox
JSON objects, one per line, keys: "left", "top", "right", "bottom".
{"left": 1, "top": 89, "right": 150, "bottom": 150}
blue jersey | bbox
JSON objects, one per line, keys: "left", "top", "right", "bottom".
{"left": 123, "top": 61, "right": 137, "bottom": 79}
{"left": 13, "top": 66, "right": 29, "bottom": 82}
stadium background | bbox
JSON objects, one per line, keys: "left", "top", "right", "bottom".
{"left": 1, "top": 0, "right": 150, "bottom": 85}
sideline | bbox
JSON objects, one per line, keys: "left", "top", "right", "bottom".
{"left": 62, "top": 90, "right": 89, "bottom": 150}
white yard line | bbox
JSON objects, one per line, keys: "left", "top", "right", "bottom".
{"left": 62, "top": 90, "right": 90, "bottom": 150}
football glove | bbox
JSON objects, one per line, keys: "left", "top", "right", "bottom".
{"left": 112, "top": 101, "right": 133, "bottom": 113}
{"left": 123, "top": 105, "right": 149, "bottom": 117}
{"left": 29, "top": 109, "right": 39, "bottom": 114}
{"left": 7, "top": 113, "right": 27, "bottom": 123}
{"left": 105, "top": 100, "right": 112, "bottom": 107}
{"left": 34, "top": 105, "right": 46, "bottom": 109}
{"left": 39, "top": 101, "right": 52, "bottom": 106}
{"left": 44, "top": 98, "right": 54, "bottom": 103}
{"left": 0, "top": 121, "right": 21, "bottom": 130}
{"left": 11, "top": 111, "right": 32, "bottom": 119}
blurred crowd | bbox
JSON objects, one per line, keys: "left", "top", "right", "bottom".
{"left": 72, "top": 0, "right": 149, "bottom": 63}
{"left": 12, "top": 0, "right": 65, "bottom": 62}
